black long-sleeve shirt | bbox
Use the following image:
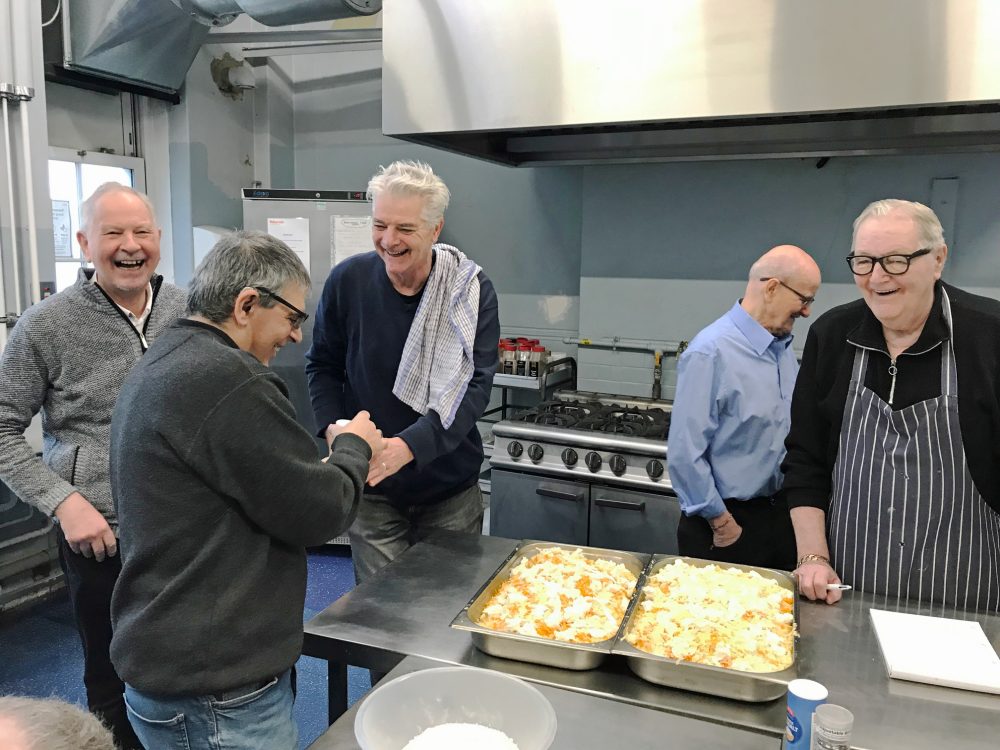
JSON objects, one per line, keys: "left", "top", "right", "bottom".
{"left": 782, "top": 282, "right": 1000, "bottom": 515}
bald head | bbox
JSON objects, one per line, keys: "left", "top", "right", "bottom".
{"left": 743, "top": 245, "right": 821, "bottom": 337}
{"left": 748, "top": 245, "right": 820, "bottom": 285}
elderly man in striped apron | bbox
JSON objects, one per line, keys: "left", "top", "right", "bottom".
{"left": 782, "top": 199, "right": 1000, "bottom": 611}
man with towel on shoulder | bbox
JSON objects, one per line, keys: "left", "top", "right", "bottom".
{"left": 307, "top": 160, "right": 500, "bottom": 584}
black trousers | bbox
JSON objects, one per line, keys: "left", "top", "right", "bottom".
{"left": 677, "top": 496, "right": 796, "bottom": 571}
{"left": 57, "top": 529, "right": 143, "bottom": 750}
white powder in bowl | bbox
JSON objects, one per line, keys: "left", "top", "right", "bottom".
{"left": 401, "top": 722, "right": 520, "bottom": 750}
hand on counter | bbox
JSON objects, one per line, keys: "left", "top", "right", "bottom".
{"left": 366, "top": 437, "right": 414, "bottom": 487}
{"left": 325, "top": 411, "right": 385, "bottom": 459}
{"left": 796, "top": 560, "right": 844, "bottom": 604}
{"left": 709, "top": 510, "right": 743, "bottom": 548}
{"left": 54, "top": 491, "right": 117, "bottom": 561}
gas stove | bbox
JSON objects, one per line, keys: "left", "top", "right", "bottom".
{"left": 490, "top": 391, "right": 671, "bottom": 492}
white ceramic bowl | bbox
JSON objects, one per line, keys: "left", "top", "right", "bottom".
{"left": 354, "top": 666, "right": 557, "bottom": 750}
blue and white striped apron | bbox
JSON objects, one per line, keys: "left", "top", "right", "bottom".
{"left": 829, "top": 289, "right": 1000, "bottom": 612}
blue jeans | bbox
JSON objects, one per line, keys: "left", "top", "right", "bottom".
{"left": 349, "top": 484, "right": 485, "bottom": 583}
{"left": 124, "top": 670, "right": 296, "bottom": 750}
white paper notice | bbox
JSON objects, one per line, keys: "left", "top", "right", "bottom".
{"left": 331, "top": 215, "right": 372, "bottom": 266}
{"left": 870, "top": 608, "right": 1000, "bottom": 694}
{"left": 52, "top": 200, "right": 73, "bottom": 258}
{"left": 267, "top": 217, "right": 311, "bottom": 272}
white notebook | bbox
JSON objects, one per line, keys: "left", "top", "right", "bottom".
{"left": 869, "top": 608, "right": 1000, "bottom": 694}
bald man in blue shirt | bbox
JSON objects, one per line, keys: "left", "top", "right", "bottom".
{"left": 667, "top": 245, "right": 821, "bottom": 570}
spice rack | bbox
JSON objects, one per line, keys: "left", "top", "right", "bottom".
{"left": 485, "top": 355, "right": 576, "bottom": 421}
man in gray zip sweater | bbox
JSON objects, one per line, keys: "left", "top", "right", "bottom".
{"left": 109, "top": 231, "right": 382, "bottom": 750}
{"left": 0, "top": 183, "right": 187, "bottom": 749}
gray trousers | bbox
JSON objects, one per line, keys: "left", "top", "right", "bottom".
{"left": 348, "top": 483, "right": 485, "bottom": 584}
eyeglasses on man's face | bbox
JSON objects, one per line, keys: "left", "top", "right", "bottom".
{"left": 845, "top": 248, "right": 932, "bottom": 276}
{"left": 252, "top": 286, "right": 309, "bottom": 330}
{"left": 759, "top": 277, "right": 815, "bottom": 307}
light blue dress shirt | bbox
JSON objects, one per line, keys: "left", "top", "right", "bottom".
{"left": 667, "top": 301, "right": 798, "bottom": 520}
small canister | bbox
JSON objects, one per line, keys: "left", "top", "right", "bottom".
{"left": 811, "top": 703, "right": 853, "bottom": 750}
{"left": 783, "top": 679, "right": 827, "bottom": 750}
{"left": 501, "top": 343, "right": 516, "bottom": 374}
{"left": 528, "top": 345, "right": 546, "bottom": 378}
{"left": 515, "top": 344, "right": 531, "bottom": 376}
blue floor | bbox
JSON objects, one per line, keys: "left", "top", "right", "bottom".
{"left": 0, "top": 545, "right": 369, "bottom": 749}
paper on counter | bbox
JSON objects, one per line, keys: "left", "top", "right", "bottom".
{"left": 869, "top": 608, "right": 1000, "bottom": 694}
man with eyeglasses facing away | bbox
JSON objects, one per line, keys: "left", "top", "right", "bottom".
{"left": 783, "top": 199, "right": 1000, "bottom": 611}
{"left": 108, "top": 231, "right": 384, "bottom": 749}
{"left": 668, "top": 245, "right": 821, "bottom": 570}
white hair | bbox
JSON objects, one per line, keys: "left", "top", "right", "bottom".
{"left": 367, "top": 160, "right": 451, "bottom": 227}
{"left": 80, "top": 182, "right": 157, "bottom": 232}
{"left": 0, "top": 696, "right": 117, "bottom": 750}
{"left": 852, "top": 199, "right": 945, "bottom": 250}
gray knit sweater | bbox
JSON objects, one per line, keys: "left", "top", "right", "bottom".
{"left": 0, "top": 269, "right": 187, "bottom": 529}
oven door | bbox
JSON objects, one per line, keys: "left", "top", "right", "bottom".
{"left": 589, "top": 485, "right": 680, "bottom": 555}
{"left": 489, "top": 468, "right": 589, "bottom": 545}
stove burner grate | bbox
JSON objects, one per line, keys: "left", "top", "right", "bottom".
{"left": 509, "top": 400, "right": 670, "bottom": 439}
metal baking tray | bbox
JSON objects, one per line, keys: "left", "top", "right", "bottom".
{"left": 451, "top": 540, "right": 649, "bottom": 670}
{"left": 611, "top": 555, "right": 798, "bottom": 702}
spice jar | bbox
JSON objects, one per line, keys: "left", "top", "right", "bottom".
{"left": 516, "top": 344, "right": 531, "bottom": 376}
{"left": 529, "top": 345, "right": 547, "bottom": 378}
{"left": 811, "top": 704, "right": 853, "bottom": 750}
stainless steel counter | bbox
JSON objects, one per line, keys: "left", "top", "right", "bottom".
{"left": 303, "top": 531, "right": 1000, "bottom": 750}
{"left": 306, "top": 656, "right": 775, "bottom": 750}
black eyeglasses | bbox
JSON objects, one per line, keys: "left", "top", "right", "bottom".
{"left": 759, "top": 277, "right": 815, "bottom": 307}
{"left": 845, "top": 248, "right": 932, "bottom": 276}
{"left": 252, "top": 286, "right": 309, "bottom": 330}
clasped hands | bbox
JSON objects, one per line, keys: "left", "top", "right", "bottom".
{"left": 324, "top": 411, "right": 412, "bottom": 486}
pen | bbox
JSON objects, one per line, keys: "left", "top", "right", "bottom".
{"left": 826, "top": 583, "right": 851, "bottom": 591}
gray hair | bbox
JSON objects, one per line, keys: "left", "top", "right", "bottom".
{"left": 367, "top": 160, "right": 451, "bottom": 227}
{"left": 80, "top": 182, "right": 157, "bottom": 232}
{"left": 0, "top": 695, "right": 117, "bottom": 750}
{"left": 187, "top": 230, "right": 311, "bottom": 323}
{"left": 852, "top": 199, "right": 945, "bottom": 250}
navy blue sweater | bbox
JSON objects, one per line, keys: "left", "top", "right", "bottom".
{"left": 306, "top": 251, "right": 500, "bottom": 506}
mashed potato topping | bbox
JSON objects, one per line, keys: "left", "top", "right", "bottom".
{"left": 476, "top": 547, "right": 638, "bottom": 643}
{"left": 624, "top": 559, "right": 795, "bottom": 672}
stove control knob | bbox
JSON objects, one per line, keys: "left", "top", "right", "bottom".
{"left": 561, "top": 448, "right": 578, "bottom": 467}
{"left": 527, "top": 443, "right": 544, "bottom": 463}
{"left": 609, "top": 454, "right": 627, "bottom": 476}
{"left": 507, "top": 441, "right": 523, "bottom": 459}
{"left": 646, "top": 459, "right": 665, "bottom": 480}
{"left": 585, "top": 451, "right": 603, "bottom": 473}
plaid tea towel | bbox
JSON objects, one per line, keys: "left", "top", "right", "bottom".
{"left": 393, "top": 244, "right": 481, "bottom": 428}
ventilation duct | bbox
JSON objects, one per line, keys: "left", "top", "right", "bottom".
{"left": 44, "top": 0, "right": 379, "bottom": 101}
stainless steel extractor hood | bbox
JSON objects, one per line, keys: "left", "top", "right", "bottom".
{"left": 382, "top": 0, "right": 1000, "bottom": 165}
{"left": 46, "top": 0, "right": 380, "bottom": 100}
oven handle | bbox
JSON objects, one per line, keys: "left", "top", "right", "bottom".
{"left": 536, "top": 487, "right": 583, "bottom": 503}
{"left": 594, "top": 498, "right": 646, "bottom": 512}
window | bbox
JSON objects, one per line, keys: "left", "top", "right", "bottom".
{"left": 48, "top": 148, "right": 146, "bottom": 292}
